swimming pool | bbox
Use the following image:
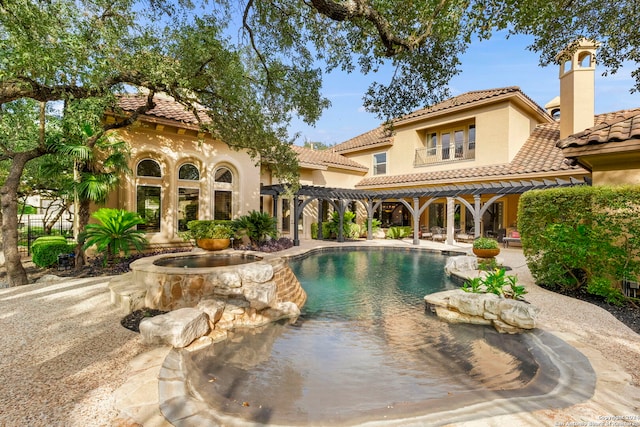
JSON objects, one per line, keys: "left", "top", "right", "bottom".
{"left": 165, "top": 247, "right": 595, "bottom": 426}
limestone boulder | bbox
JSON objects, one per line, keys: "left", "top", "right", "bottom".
{"left": 238, "top": 262, "right": 274, "bottom": 283}
{"left": 435, "top": 307, "right": 492, "bottom": 325}
{"left": 448, "top": 291, "right": 488, "bottom": 317}
{"left": 218, "top": 271, "right": 242, "bottom": 289}
{"left": 444, "top": 256, "right": 478, "bottom": 275}
{"left": 196, "top": 299, "right": 226, "bottom": 326}
{"left": 139, "top": 308, "right": 210, "bottom": 348}
{"left": 243, "top": 281, "right": 277, "bottom": 310}
{"left": 499, "top": 299, "right": 539, "bottom": 329}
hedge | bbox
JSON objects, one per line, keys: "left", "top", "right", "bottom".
{"left": 518, "top": 186, "right": 640, "bottom": 303}
{"left": 32, "top": 236, "right": 76, "bottom": 268}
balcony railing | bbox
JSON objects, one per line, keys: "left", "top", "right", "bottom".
{"left": 414, "top": 142, "right": 475, "bottom": 167}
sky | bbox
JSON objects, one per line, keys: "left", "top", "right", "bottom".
{"left": 288, "top": 33, "right": 640, "bottom": 146}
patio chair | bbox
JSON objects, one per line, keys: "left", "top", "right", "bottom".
{"left": 431, "top": 227, "right": 446, "bottom": 242}
{"left": 503, "top": 230, "right": 522, "bottom": 247}
{"left": 420, "top": 226, "right": 432, "bottom": 240}
{"left": 455, "top": 228, "right": 475, "bottom": 243}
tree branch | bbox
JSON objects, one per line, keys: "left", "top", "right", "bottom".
{"left": 308, "top": 0, "right": 443, "bottom": 56}
{"left": 243, "top": 0, "right": 272, "bottom": 85}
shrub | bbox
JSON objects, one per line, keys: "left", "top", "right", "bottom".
{"left": 386, "top": 226, "right": 411, "bottom": 239}
{"left": 518, "top": 186, "right": 640, "bottom": 301}
{"left": 232, "top": 211, "right": 277, "bottom": 244}
{"left": 186, "top": 220, "right": 235, "bottom": 240}
{"left": 82, "top": 208, "right": 148, "bottom": 265}
{"left": 473, "top": 237, "right": 499, "bottom": 249}
{"left": 326, "top": 211, "right": 359, "bottom": 239}
{"left": 462, "top": 268, "right": 527, "bottom": 300}
{"left": 311, "top": 222, "right": 333, "bottom": 239}
{"left": 32, "top": 236, "right": 75, "bottom": 268}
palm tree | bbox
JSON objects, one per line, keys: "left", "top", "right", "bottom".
{"left": 82, "top": 208, "right": 147, "bottom": 266}
{"left": 44, "top": 125, "right": 131, "bottom": 267}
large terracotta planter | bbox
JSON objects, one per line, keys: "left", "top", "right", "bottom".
{"left": 196, "top": 238, "right": 231, "bottom": 251}
{"left": 472, "top": 247, "right": 500, "bottom": 258}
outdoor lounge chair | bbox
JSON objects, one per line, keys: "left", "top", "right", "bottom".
{"left": 456, "top": 228, "right": 475, "bottom": 243}
{"left": 431, "top": 227, "right": 446, "bottom": 242}
{"left": 503, "top": 230, "right": 522, "bottom": 247}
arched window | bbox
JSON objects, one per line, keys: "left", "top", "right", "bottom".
{"left": 179, "top": 163, "right": 200, "bottom": 180}
{"left": 578, "top": 52, "right": 592, "bottom": 68}
{"left": 213, "top": 166, "right": 234, "bottom": 220}
{"left": 177, "top": 163, "right": 200, "bottom": 231}
{"left": 215, "top": 167, "right": 233, "bottom": 183}
{"left": 137, "top": 159, "right": 161, "bottom": 177}
{"left": 136, "top": 159, "right": 161, "bottom": 232}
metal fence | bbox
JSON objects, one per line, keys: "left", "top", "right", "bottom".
{"left": 17, "top": 216, "right": 74, "bottom": 257}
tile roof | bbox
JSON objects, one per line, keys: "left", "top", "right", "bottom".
{"left": 332, "top": 125, "right": 394, "bottom": 154}
{"left": 117, "top": 94, "right": 210, "bottom": 126}
{"left": 292, "top": 145, "right": 368, "bottom": 172}
{"left": 394, "top": 87, "right": 525, "bottom": 123}
{"left": 557, "top": 109, "right": 640, "bottom": 149}
{"left": 332, "top": 87, "right": 549, "bottom": 154}
{"left": 356, "top": 120, "right": 585, "bottom": 188}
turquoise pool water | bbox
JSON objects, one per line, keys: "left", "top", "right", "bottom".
{"left": 184, "top": 249, "right": 540, "bottom": 425}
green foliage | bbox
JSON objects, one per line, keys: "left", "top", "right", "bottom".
{"left": 311, "top": 222, "right": 333, "bottom": 239}
{"left": 473, "top": 237, "right": 499, "bottom": 249}
{"left": 31, "top": 236, "right": 75, "bottom": 268}
{"left": 326, "top": 211, "right": 360, "bottom": 239}
{"left": 232, "top": 211, "right": 277, "bottom": 244}
{"left": 519, "top": 186, "right": 640, "bottom": 301}
{"left": 386, "top": 226, "right": 412, "bottom": 239}
{"left": 478, "top": 257, "right": 502, "bottom": 272}
{"left": 462, "top": 269, "right": 527, "bottom": 300}
{"left": 186, "top": 220, "right": 235, "bottom": 240}
{"left": 82, "top": 209, "right": 147, "bottom": 265}
{"left": 587, "top": 277, "right": 626, "bottom": 306}
{"left": 19, "top": 204, "right": 37, "bottom": 215}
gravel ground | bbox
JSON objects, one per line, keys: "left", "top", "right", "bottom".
{"left": 1, "top": 243, "right": 639, "bottom": 426}
{"left": 0, "top": 276, "right": 146, "bottom": 427}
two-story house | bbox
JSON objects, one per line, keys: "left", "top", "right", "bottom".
{"left": 264, "top": 40, "right": 638, "bottom": 245}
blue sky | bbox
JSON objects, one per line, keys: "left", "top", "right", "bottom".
{"left": 288, "top": 33, "right": 639, "bottom": 146}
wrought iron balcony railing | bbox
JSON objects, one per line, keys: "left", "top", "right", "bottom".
{"left": 414, "top": 142, "right": 475, "bottom": 167}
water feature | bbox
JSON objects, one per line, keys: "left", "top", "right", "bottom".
{"left": 152, "top": 253, "right": 261, "bottom": 268}
{"left": 173, "top": 248, "right": 596, "bottom": 426}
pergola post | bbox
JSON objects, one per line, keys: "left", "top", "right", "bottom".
{"left": 473, "top": 195, "right": 482, "bottom": 238}
{"left": 316, "top": 199, "right": 323, "bottom": 240}
{"left": 412, "top": 197, "right": 420, "bottom": 245}
{"left": 446, "top": 197, "right": 455, "bottom": 245}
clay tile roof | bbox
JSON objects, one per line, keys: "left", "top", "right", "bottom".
{"left": 332, "top": 126, "right": 394, "bottom": 154}
{"left": 557, "top": 108, "right": 640, "bottom": 149}
{"left": 292, "top": 145, "right": 368, "bottom": 172}
{"left": 393, "top": 87, "right": 529, "bottom": 123}
{"left": 117, "top": 94, "right": 210, "bottom": 125}
{"left": 356, "top": 120, "right": 584, "bottom": 188}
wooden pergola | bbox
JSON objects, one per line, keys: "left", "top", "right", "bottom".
{"left": 261, "top": 177, "right": 589, "bottom": 246}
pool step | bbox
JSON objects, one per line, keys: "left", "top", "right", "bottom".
{"left": 109, "top": 272, "right": 147, "bottom": 314}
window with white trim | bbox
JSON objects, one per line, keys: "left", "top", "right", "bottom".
{"left": 373, "top": 152, "right": 387, "bottom": 175}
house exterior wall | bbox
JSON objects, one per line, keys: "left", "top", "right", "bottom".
{"left": 107, "top": 123, "right": 260, "bottom": 244}
{"left": 341, "top": 99, "right": 545, "bottom": 179}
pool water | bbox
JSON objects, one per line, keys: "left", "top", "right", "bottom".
{"left": 184, "top": 249, "right": 540, "bottom": 425}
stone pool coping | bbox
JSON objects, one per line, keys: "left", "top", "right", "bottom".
{"left": 112, "top": 239, "right": 640, "bottom": 426}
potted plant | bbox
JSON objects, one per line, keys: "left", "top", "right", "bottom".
{"left": 187, "top": 220, "right": 235, "bottom": 250}
{"left": 472, "top": 237, "right": 500, "bottom": 259}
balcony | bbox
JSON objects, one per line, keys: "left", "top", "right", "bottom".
{"left": 414, "top": 142, "right": 475, "bottom": 167}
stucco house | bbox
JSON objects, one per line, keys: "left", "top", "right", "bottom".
{"left": 105, "top": 94, "right": 262, "bottom": 245}
{"left": 107, "top": 40, "right": 637, "bottom": 246}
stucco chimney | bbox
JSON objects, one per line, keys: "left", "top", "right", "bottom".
{"left": 558, "top": 40, "right": 598, "bottom": 139}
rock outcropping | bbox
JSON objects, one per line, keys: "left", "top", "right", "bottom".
{"left": 425, "top": 289, "right": 539, "bottom": 334}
